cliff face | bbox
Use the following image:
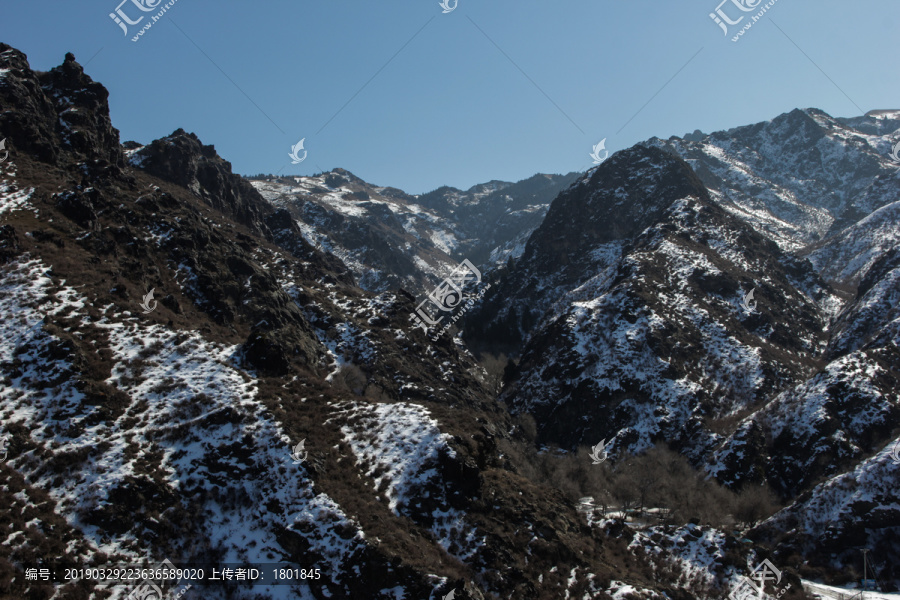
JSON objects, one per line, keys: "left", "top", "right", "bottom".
{"left": 0, "top": 45, "right": 123, "bottom": 170}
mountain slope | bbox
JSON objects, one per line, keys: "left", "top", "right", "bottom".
{"left": 3, "top": 40, "right": 896, "bottom": 597}
{"left": 474, "top": 147, "right": 835, "bottom": 462}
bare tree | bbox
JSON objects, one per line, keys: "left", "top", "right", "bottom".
{"left": 733, "top": 482, "right": 780, "bottom": 528}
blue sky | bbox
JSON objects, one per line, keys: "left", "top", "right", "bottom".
{"left": 1, "top": 1, "right": 898, "bottom": 194}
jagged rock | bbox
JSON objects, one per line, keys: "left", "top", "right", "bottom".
{"left": 0, "top": 45, "right": 124, "bottom": 170}
{"left": 127, "top": 129, "right": 271, "bottom": 236}
{"left": 54, "top": 189, "right": 100, "bottom": 230}
{"left": 0, "top": 43, "right": 63, "bottom": 165}
{"left": 0, "top": 224, "right": 20, "bottom": 263}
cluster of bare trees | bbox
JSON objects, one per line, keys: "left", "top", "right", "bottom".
{"left": 501, "top": 415, "right": 779, "bottom": 530}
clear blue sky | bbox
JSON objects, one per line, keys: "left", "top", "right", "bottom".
{"left": 1, "top": 1, "right": 897, "bottom": 194}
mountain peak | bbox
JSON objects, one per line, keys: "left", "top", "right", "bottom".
{"left": 127, "top": 128, "right": 275, "bottom": 234}
{"left": 0, "top": 44, "right": 122, "bottom": 169}
{"left": 864, "top": 108, "right": 900, "bottom": 117}
{"left": 530, "top": 144, "right": 709, "bottom": 265}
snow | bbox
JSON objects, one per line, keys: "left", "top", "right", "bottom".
{"left": 606, "top": 580, "right": 666, "bottom": 600}
{"left": 511, "top": 196, "right": 792, "bottom": 458}
{"left": 330, "top": 401, "right": 484, "bottom": 560}
{"left": 761, "top": 436, "right": 900, "bottom": 537}
{"left": 249, "top": 177, "right": 469, "bottom": 293}
{"left": 0, "top": 179, "right": 35, "bottom": 216}
{"left": 124, "top": 145, "right": 147, "bottom": 167}
{"left": 428, "top": 228, "right": 458, "bottom": 254}
{"left": 628, "top": 523, "right": 731, "bottom": 591}
{"left": 314, "top": 318, "right": 376, "bottom": 383}
{"left": 803, "top": 579, "right": 900, "bottom": 600}
{"left": 808, "top": 199, "right": 900, "bottom": 284}
{"left": 247, "top": 175, "right": 563, "bottom": 296}
{"left": 0, "top": 257, "right": 366, "bottom": 598}
{"left": 648, "top": 108, "right": 898, "bottom": 254}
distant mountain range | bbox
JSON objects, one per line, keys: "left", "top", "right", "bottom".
{"left": 248, "top": 169, "right": 577, "bottom": 296}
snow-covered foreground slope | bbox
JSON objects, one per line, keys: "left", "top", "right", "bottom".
{"left": 330, "top": 401, "right": 484, "bottom": 561}
{"left": 0, "top": 257, "right": 365, "bottom": 599}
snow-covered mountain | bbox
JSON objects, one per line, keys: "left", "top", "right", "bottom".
{"left": 466, "top": 109, "right": 900, "bottom": 584}
{"left": 0, "top": 46, "right": 553, "bottom": 599}
{"left": 249, "top": 169, "right": 577, "bottom": 296}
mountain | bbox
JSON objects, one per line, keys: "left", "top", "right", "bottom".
{"left": 2, "top": 39, "right": 898, "bottom": 599}
{"left": 466, "top": 109, "right": 900, "bottom": 584}
{"left": 469, "top": 145, "right": 836, "bottom": 456}
{"left": 0, "top": 43, "right": 735, "bottom": 600}
{"left": 650, "top": 108, "right": 899, "bottom": 250}
{"left": 249, "top": 170, "right": 577, "bottom": 296}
